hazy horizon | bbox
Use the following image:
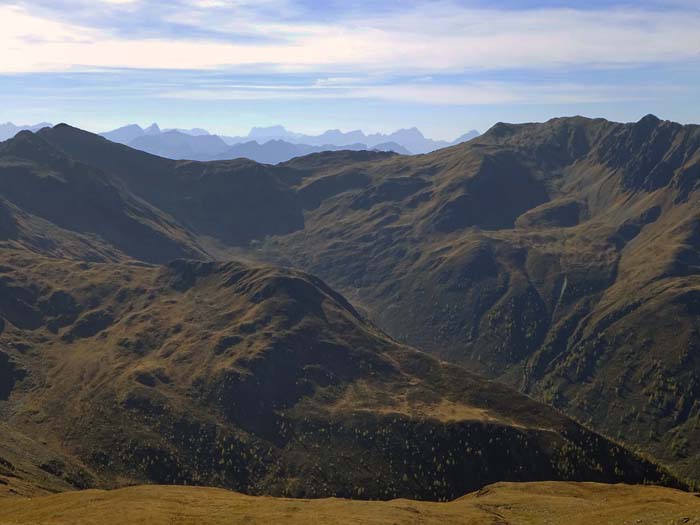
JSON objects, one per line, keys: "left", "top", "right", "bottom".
{"left": 2, "top": 120, "right": 480, "bottom": 142}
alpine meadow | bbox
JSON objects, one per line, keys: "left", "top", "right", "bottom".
{"left": 2, "top": 1, "right": 700, "bottom": 523}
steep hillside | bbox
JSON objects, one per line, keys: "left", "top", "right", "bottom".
{"left": 0, "top": 131, "right": 205, "bottom": 263}
{"left": 251, "top": 115, "right": 700, "bottom": 480}
{"left": 5, "top": 125, "right": 305, "bottom": 249}
{"left": 0, "top": 249, "right": 679, "bottom": 501}
{"left": 4, "top": 117, "right": 700, "bottom": 483}
{"left": 2, "top": 482, "right": 699, "bottom": 524}
{"left": 0, "top": 424, "right": 95, "bottom": 498}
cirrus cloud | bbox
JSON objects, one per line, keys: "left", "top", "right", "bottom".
{"left": 1, "top": 2, "right": 700, "bottom": 74}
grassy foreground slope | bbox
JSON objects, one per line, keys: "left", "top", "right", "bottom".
{"left": 0, "top": 424, "right": 93, "bottom": 498}
{"left": 1, "top": 482, "right": 699, "bottom": 524}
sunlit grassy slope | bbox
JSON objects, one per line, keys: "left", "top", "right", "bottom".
{"left": 1, "top": 482, "right": 699, "bottom": 525}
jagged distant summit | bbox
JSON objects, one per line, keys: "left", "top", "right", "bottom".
{"left": 0, "top": 120, "right": 480, "bottom": 161}
{"left": 222, "top": 125, "right": 480, "bottom": 153}
{"left": 89, "top": 122, "right": 480, "bottom": 161}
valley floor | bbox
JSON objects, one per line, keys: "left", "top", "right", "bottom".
{"left": 1, "top": 482, "right": 699, "bottom": 524}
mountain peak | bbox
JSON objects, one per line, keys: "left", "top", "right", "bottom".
{"left": 453, "top": 129, "right": 480, "bottom": 144}
{"left": 10, "top": 129, "right": 38, "bottom": 141}
{"left": 101, "top": 124, "right": 147, "bottom": 145}
{"left": 635, "top": 114, "right": 662, "bottom": 130}
{"left": 393, "top": 127, "right": 424, "bottom": 137}
{"left": 0, "top": 127, "right": 64, "bottom": 164}
{"left": 121, "top": 124, "right": 144, "bottom": 132}
{"left": 249, "top": 125, "right": 290, "bottom": 138}
{"left": 0, "top": 122, "right": 55, "bottom": 142}
{"left": 639, "top": 113, "right": 661, "bottom": 124}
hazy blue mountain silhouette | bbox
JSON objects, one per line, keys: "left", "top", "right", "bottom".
{"left": 129, "top": 130, "right": 229, "bottom": 160}
{"left": 97, "top": 122, "right": 480, "bottom": 161}
{"left": 220, "top": 125, "right": 480, "bottom": 153}
{"left": 0, "top": 122, "right": 53, "bottom": 141}
{"left": 101, "top": 123, "right": 161, "bottom": 144}
{"left": 214, "top": 139, "right": 411, "bottom": 164}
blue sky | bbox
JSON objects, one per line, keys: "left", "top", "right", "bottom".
{"left": 1, "top": 0, "right": 699, "bottom": 139}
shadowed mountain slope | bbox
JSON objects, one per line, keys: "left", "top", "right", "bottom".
{"left": 3, "top": 116, "right": 700, "bottom": 485}
{"left": 251, "top": 115, "right": 700, "bottom": 481}
{"left": 0, "top": 249, "right": 680, "bottom": 501}
{"left": 2, "top": 125, "right": 304, "bottom": 251}
{"left": 0, "top": 131, "right": 205, "bottom": 263}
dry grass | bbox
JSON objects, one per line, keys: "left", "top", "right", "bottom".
{"left": 324, "top": 379, "right": 500, "bottom": 424}
{"left": 1, "top": 482, "right": 699, "bottom": 525}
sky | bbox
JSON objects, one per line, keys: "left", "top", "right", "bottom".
{"left": 1, "top": 0, "right": 699, "bottom": 140}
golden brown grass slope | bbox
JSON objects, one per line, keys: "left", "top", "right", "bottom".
{"left": 0, "top": 248, "right": 681, "bottom": 501}
{"left": 1, "top": 482, "right": 699, "bottom": 525}
{"left": 0, "top": 424, "right": 93, "bottom": 498}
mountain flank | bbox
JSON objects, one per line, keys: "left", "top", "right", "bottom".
{"left": 2, "top": 116, "right": 699, "bottom": 491}
{"left": 0, "top": 248, "right": 680, "bottom": 500}
{"left": 250, "top": 114, "right": 700, "bottom": 481}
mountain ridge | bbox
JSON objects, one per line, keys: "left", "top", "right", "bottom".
{"left": 0, "top": 122, "right": 54, "bottom": 142}
{"left": 2, "top": 115, "right": 699, "bottom": 487}
{"left": 97, "top": 123, "right": 480, "bottom": 159}
{"left": 253, "top": 113, "right": 700, "bottom": 481}
{"left": 0, "top": 121, "right": 482, "bottom": 162}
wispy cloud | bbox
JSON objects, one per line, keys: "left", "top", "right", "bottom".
{"left": 2, "top": 0, "right": 700, "bottom": 136}
{"left": 2, "top": 2, "right": 700, "bottom": 74}
{"left": 156, "top": 78, "right": 688, "bottom": 106}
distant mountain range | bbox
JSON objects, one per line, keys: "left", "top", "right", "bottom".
{"left": 98, "top": 123, "right": 478, "bottom": 162}
{"left": 0, "top": 122, "right": 53, "bottom": 141}
{"left": 0, "top": 122, "right": 479, "bottom": 163}
{"left": 104, "top": 127, "right": 414, "bottom": 163}
{"left": 222, "top": 125, "right": 480, "bottom": 154}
